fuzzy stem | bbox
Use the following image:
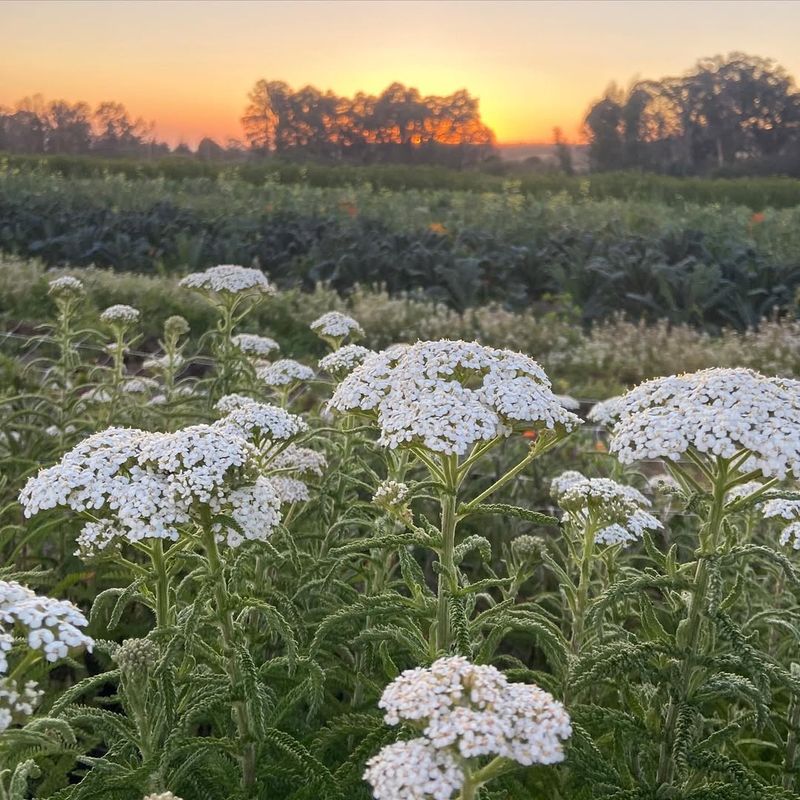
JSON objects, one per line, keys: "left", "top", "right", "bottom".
{"left": 570, "top": 517, "right": 597, "bottom": 654}
{"left": 657, "top": 458, "right": 729, "bottom": 786}
{"left": 436, "top": 456, "right": 459, "bottom": 653}
{"left": 150, "top": 539, "right": 172, "bottom": 629}
{"left": 200, "top": 518, "right": 257, "bottom": 790}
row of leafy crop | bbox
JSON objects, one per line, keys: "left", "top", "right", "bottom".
{"left": 2, "top": 173, "right": 800, "bottom": 329}
{"left": 4, "top": 258, "right": 800, "bottom": 400}
{"left": 8, "top": 152, "right": 800, "bottom": 209}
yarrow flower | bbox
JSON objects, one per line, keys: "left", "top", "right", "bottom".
{"left": 329, "top": 340, "right": 580, "bottom": 456}
{"left": 364, "top": 739, "right": 463, "bottom": 800}
{"left": 270, "top": 444, "right": 327, "bottom": 477}
{"left": 179, "top": 265, "right": 275, "bottom": 296}
{"left": 100, "top": 305, "right": 140, "bottom": 325}
{"left": 310, "top": 311, "right": 364, "bottom": 341}
{"left": 232, "top": 333, "right": 280, "bottom": 358}
{"left": 0, "top": 678, "right": 43, "bottom": 733}
{"left": 373, "top": 480, "right": 410, "bottom": 509}
{"left": 610, "top": 369, "right": 800, "bottom": 480}
{"left": 762, "top": 499, "right": 800, "bottom": 549}
{"left": 257, "top": 359, "right": 314, "bottom": 387}
{"left": 587, "top": 395, "right": 623, "bottom": 428}
{"left": 121, "top": 377, "right": 160, "bottom": 395}
{"left": 48, "top": 275, "right": 84, "bottom": 299}
{"left": 20, "top": 424, "right": 282, "bottom": 551}
{"left": 215, "top": 396, "right": 307, "bottom": 443}
{"left": 377, "top": 657, "right": 571, "bottom": 766}
{"left": 318, "top": 345, "right": 373, "bottom": 377}
{"left": 551, "top": 471, "right": 662, "bottom": 547}
{"left": 0, "top": 581, "right": 93, "bottom": 666}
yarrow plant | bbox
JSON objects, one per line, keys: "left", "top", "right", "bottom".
{"left": 550, "top": 470, "right": 661, "bottom": 651}
{"left": 328, "top": 340, "right": 579, "bottom": 651}
{"left": 601, "top": 366, "right": 800, "bottom": 788}
{"left": 310, "top": 311, "right": 364, "bottom": 348}
{"left": 364, "top": 657, "right": 571, "bottom": 799}
{"left": 180, "top": 265, "right": 277, "bottom": 398}
{"left": 231, "top": 333, "right": 280, "bottom": 359}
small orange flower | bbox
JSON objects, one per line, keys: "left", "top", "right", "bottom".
{"left": 429, "top": 222, "right": 447, "bottom": 235}
{"left": 594, "top": 440, "right": 607, "bottom": 453}
{"left": 339, "top": 201, "right": 358, "bottom": 218}
{"left": 750, "top": 211, "right": 765, "bottom": 225}
{"left": 522, "top": 430, "right": 538, "bottom": 441}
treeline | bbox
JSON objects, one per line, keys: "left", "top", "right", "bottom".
{"left": 241, "top": 80, "right": 496, "bottom": 166}
{"left": 584, "top": 53, "right": 800, "bottom": 176}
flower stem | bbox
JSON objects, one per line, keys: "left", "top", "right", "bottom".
{"left": 570, "top": 518, "right": 597, "bottom": 654}
{"left": 150, "top": 539, "right": 172, "bottom": 630}
{"left": 657, "top": 458, "right": 729, "bottom": 786}
{"left": 436, "top": 456, "right": 459, "bottom": 653}
{"left": 200, "top": 520, "right": 257, "bottom": 791}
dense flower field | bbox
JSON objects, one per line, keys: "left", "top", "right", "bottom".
{"left": 3, "top": 264, "right": 800, "bottom": 800}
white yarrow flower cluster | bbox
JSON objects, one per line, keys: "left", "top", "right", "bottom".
{"left": 257, "top": 359, "right": 314, "bottom": 387}
{"left": 48, "top": 275, "right": 84, "bottom": 298}
{"left": 376, "top": 657, "right": 571, "bottom": 766}
{"left": 270, "top": 444, "right": 327, "bottom": 477}
{"left": 310, "top": 311, "right": 364, "bottom": 340}
{"left": 762, "top": 499, "right": 800, "bottom": 549}
{"left": 587, "top": 396, "right": 623, "bottom": 428}
{"left": 364, "top": 739, "right": 463, "bottom": 800}
{"left": 0, "top": 580, "right": 93, "bottom": 665}
{"left": 100, "top": 304, "right": 140, "bottom": 324}
{"left": 556, "top": 394, "right": 581, "bottom": 411}
{"left": 551, "top": 471, "right": 662, "bottom": 547}
{"left": 0, "top": 679, "right": 43, "bottom": 733}
{"left": 232, "top": 333, "right": 280, "bottom": 357}
{"left": 329, "top": 340, "right": 580, "bottom": 456}
{"left": 215, "top": 396, "right": 308, "bottom": 443}
{"left": 610, "top": 369, "right": 800, "bottom": 479}
{"left": 319, "top": 344, "right": 373, "bottom": 376}
{"left": 142, "top": 793, "right": 183, "bottom": 800}
{"left": 179, "top": 265, "right": 275, "bottom": 296}
{"left": 20, "top": 424, "right": 282, "bottom": 551}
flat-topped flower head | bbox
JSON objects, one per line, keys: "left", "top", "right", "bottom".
{"left": 610, "top": 369, "right": 800, "bottom": 480}
{"left": 0, "top": 581, "right": 93, "bottom": 666}
{"left": 214, "top": 397, "right": 307, "bottom": 443}
{"left": 232, "top": 333, "right": 280, "bottom": 358}
{"left": 179, "top": 264, "right": 275, "bottom": 296}
{"left": 328, "top": 340, "right": 580, "bottom": 456}
{"left": 587, "top": 395, "right": 623, "bottom": 428}
{"left": 364, "top": 739, "right": 463, "bottom": 800}
{"left": 143, "top": 793, "right": 183, "bottom": 800}
{"left": 319, "top": 344, "right": 373, "bottom": 378}
{"left": 48, "top": 275, "right": 84, "bottom": 299}
{"left": 762, "top": 499, "right": 800, "bottom": 549}
{"left": 551, "top": 471, "right": 661, "bottom": 547}
{"left": 257, "top": 359, "right": 314, "bottom": 388}
{"left": 379, "top": 656, "right": 571, "bottom": 766}
{"left": 310, "top": 311, "right": 364, "bottom": 343}
{"left": 122, "top": 377, "right": 160, "bottom": 395}
{"left": 100, "top": 304, "right": 140, "bottom": 326}
{"left": 270, "top": 444, "right": 327, "bottom": 477}
{"left": 20, "top": 424, "right": 280, "bottom": 551}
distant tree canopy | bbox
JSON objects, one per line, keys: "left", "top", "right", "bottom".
{"left": 241, "top": 80, "right": 496, "bottom": 166}
{"left": 0, "top": 96, "right": 172, "bottom": 157}
{"left": 584, "top": 53, "right": 800, "bottom": 175}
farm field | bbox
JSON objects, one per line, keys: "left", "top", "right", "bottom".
{"left": 3, "top": 165, "right": 800, "bottom": 800}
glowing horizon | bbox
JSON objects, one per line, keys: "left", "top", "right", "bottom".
{"left": 3, "top": 0, "right": 800, "bottom": 148}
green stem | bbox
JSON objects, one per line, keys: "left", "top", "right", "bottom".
{"left": 150, "top": 539, "right": 172, "bottom": 629}
{"left": 436, "top": 466, "right": 458, "bottom": 653}
{"left": 570, "top": 518, "right": 597, "bottom": 655}
{"left": 657, "top": 459, "right": 729, "bottom": 786}
{"left": 460, "top": 432, "right": 562, "bottom": 516}
{"left": 200, "top": 520, "right": 257, "bottom": 791}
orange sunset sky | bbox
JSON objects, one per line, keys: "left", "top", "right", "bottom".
{"left": 3, "top": 0, "right": 800, "bottom": 147}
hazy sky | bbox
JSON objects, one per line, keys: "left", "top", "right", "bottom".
{"left": 3, "top": 0, "right": 800, "bottom": 145}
